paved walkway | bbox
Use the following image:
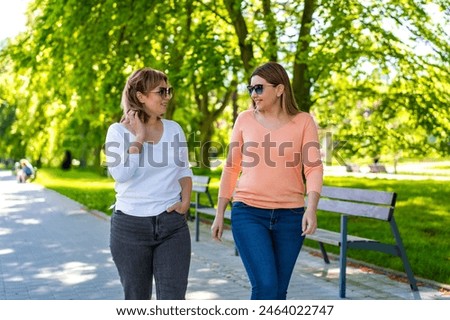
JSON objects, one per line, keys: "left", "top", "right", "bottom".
{"left": 0, "top": 170, "right": 448, "bottom": 300}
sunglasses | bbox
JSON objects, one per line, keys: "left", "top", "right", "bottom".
{"left": 247, "top": 84, "right": 276, "bottom": 95}
{"left": 149, "top": 87, "right": 173, "bottom": 98}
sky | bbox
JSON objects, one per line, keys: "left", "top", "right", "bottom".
{"left": 0, "top": 0, "right": 30, "bottom": 42}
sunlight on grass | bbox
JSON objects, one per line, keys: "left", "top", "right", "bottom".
{"left": 36, "top": 168, "right": 116, "bottom": 213}
{"left": 37, "top": 169, "right": 114, "bottom": 188}
{"left": 399, "top": 196, "right": 428, "bottom": 206}
{"left": 399, "top": 196, "right": 448, "bottom": 217}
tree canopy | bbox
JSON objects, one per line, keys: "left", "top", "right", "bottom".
{"left": 0, "top": 0, "right": 448, "bottom": 168}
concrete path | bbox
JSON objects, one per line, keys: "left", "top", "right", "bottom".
{"left": 0, "top": 170, "right": 448, "bottom": 300}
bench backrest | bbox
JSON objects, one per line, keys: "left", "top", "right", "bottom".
{"left": 317, "top": 186, "right": 396, "bottom": 221}
{"left": 369, "top": 164, "right": 387, "bottom": 173}
{"left": 192, "top": 175, "right": 210, "bottom": 193}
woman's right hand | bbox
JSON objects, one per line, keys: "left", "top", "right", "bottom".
{"left": 211, "top": 197, "right": 230, "bottom": 242}
{"left": 211, "top": 213, "right": 224, "bottom": 242}
{"left": 122, "top": 110, "right": 145, "bottom": 138}
{"left": 122, "top": 110, "right": 146, "bottom": 154}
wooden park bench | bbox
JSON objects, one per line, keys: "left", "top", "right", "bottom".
{"left": 306, "top": 186, "right": 418, "bottom": 298}
{"left": 369, "top": 164, "right": 387, "bottom": 173}
{"left": 191, "top": 175, "right": 231, "bottom": 242}
{"left": 345, "top": 163, "right": 360, "bottom": 173}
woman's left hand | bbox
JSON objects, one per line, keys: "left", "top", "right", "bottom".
{"left": 301, "top": 208, "right": 317, "bottom": 236}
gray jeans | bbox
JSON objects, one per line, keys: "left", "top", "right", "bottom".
{"left": 110, "top": 210, "right": 191, "bottom": 300}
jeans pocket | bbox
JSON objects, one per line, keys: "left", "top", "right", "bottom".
{"left": 289, "top": 207, "right": 305, "bottom": 215}
{"left": 232, "top": 201, "right": 249, "bottom": 208}
{"left": 157, "top": 211, "right": 188, "bottom": 240}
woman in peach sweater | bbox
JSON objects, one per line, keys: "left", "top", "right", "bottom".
{"left": 211, "top": 62, "right": 323, "bottom": 300}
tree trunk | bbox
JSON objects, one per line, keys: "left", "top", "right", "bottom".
{"left": 199, "top": 125, "right": 214, "bottom": 169}
{"left": 224, "top": 0, "right": 255, "bottom": 75}
{"left": 262, "top": 0, "right": 278, "bottom": 61}
{"left": 292, "top": 0, "right": 316, "bottom": 113}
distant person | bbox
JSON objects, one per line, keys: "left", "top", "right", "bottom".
{"left": 14, "top": 161, "right": 20, "bottom": 175}
{"left": 211, "top": 62, "right": 323, "bottom": 300}
{"left": 105, "top": 67, "right": 193, "bottom": 300}
{"left": 61, "top": 150, "right": 72, "bottom": 170}
{"left": 16, "top": 159, "right": 34, "bottom": 183}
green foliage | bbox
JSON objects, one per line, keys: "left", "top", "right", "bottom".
{"left": 0, "top": 0, "right": 449, "bottom": 167}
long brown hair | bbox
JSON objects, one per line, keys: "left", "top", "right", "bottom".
{"left": 249, "top": 62, "right": 300, "bottom": 116}
{"left": 121, "top": 67, "right": 168, "bottom": 123}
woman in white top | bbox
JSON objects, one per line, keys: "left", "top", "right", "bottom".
{"left": 105, "top": 67, "right": 193, "bottom": 300}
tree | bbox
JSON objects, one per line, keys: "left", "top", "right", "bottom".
{"left": 0, "top": 0, "right": 448, "bottom": 170}
{"left": 224, "top": 0, "right": 449, "bottom": 160}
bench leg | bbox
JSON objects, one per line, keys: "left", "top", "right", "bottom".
{"left": 195, "top": 210, "right": 200, "bottom": 242}
{"left": 195, "top": 193, "right": 200, "bottom": 242}
{"left": 339, "top": 245, "right": 347, "bottom": 298}
{"left": 390, "top": 217, "right": 418, "bottom": 291}
{"left": 339, "top": 215, "right": 348, "bottom": 298}
{"left": 318, "top": 242, "right": 330, "bottom": 264}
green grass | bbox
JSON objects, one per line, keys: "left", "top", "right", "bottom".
{"left": 35, "top": 168, "right": 116, "bottom": 214}
{"left": 35, "top": 167, "right": 450, "bottom": 285}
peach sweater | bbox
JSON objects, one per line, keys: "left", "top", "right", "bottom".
{"left": 219, "top": 110, "right": 323, "bottom": 209}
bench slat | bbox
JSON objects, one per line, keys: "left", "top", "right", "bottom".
{"left": 197, "top": 207, "right": 231, "bottom": 220}
{"left": 192, "top": 175, "right": 210, "bottom": 184}
{"left": 321, "top": 186, "right": 394, "bottom": 205}
{"left": 307, "top": 228, "right": 377, "bottom": 246}
{"left": 192, "top": 185, "right": 208, "bottom": 193}
{"left": 192, "top": 175, "right": 210, "bottom": 193}
{"left": 317, "top": 198, "right": 392, "bottom": 221}
{"left": 369, "top": 164, "right": 387, "bottom": 173}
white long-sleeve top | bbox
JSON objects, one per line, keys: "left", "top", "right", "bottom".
{"left": 105, "top": 120, "right": 193, "bottom": 217}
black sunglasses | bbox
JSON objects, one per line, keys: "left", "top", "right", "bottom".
{"left": 247, "top": 84, "right": 276, "bottom": 95}
{"left": 149, "top": 87, "right": 173, "bottom": 98}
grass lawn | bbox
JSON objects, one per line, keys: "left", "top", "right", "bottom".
{"left": 35, "top": 167, "right": 450, "bottom": 285}
{"left": 35, "top": 168, "right": 116, "bottom": 214}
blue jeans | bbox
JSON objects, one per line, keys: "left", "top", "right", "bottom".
{"left": 110, "top": 210, "right": 191, "bottom": 300}
{"left": 231, "top": 202, "right": 305, "bottom": 300}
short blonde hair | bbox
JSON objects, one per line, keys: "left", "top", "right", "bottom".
{"left": 121, "top": 67, "right": 168, "bottom": 123}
